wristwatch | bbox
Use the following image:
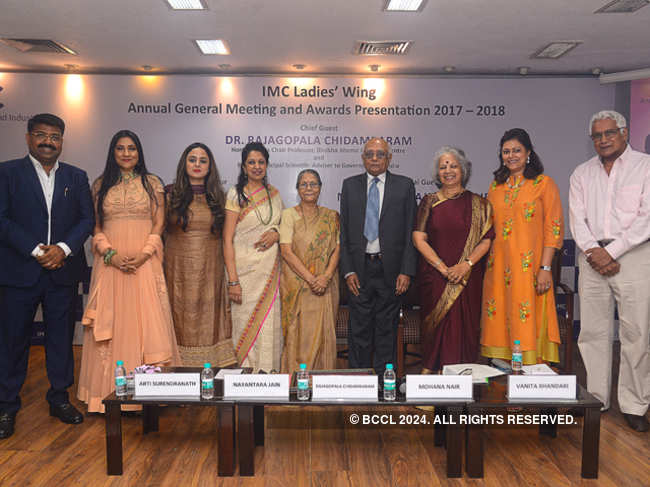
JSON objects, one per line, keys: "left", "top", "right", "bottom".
{"left": 540, "top": 265, "right": 552, "bottom": 272}
{"left": 465, "top": 258, "right": 473, "bottom": 267}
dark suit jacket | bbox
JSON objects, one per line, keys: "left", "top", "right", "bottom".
{"left": 339, "top": 171, "right": 417, "bottom": 287}
{"left": 0, "top": 156, "right": 94, "bottom": 287}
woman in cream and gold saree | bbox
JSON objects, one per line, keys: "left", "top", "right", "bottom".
{"left": 413, "top": 147, "right": 494, "bottom": 372}
{"left": 223, "top": 143, "right": 284, "bottom": 371}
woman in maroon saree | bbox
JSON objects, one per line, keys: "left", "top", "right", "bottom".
{"left": 413, "top": 147, "right": 494, "bottom": 372}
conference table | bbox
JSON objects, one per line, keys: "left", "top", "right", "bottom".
{"left": 465, "top": 377, "right": 602, "bottom": 479}
{"left": 101, "top": 366, "right": 249, "bottom": 477}
{"left": 102, "top": 369, "right": 602, "bottom": 479}
{"left": 236, "top": 395, "right": 466, "bottom": 477}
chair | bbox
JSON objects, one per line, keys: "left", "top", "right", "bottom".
{"left": 552, "top": 248, "right": 575, "bottom": 374}
{"left": 336, "top": 277, "right": 423, "bottom": 373}
{"left": 396, "top": 283, "right": 422, "bottom": 377}
{"left": 335, "top": 276, "right": 350, "bottom": 359}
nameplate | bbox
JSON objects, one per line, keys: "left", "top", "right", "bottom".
{"left": 508, "top": 375, "right": 576, "bottom": 400}
{"left": 223, "top": 374, "right": 290, "bottom": 399}
{"left": 134, "top": 373, "right": 200, "bottom": 397}
{"left": 312, "top": 375, "right": 378, "bottom": 400}
{"left": 406, "top": 375, "right": 473, "bottom": 400}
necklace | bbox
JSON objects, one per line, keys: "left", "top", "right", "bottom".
{"left": 441, "top": 188, "right": 465, "bottom": 200}
{"left": 505, "top": 175, "right": 524, "bottom": 207}
{"left": 246, "top": 185, "right": 273, "bottom": 225}
{"left": 120, "top": 171, "right": 136, "bottom": 183}
{"left": 298, "top": 203, "right": 320, "bottom": 231}
{"left": 506, "top": 175, "right": 524, "bottom": 190}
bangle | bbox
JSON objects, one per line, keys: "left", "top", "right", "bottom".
{"left": 465, "top": 258, "right": 473, "bottom": 267}
{"left": 227, "top": 281, "right": 240, "bottom": 287}
{"left": 103, "top": 249, "right": 117, "bottom": 266}
{"left": 540, "top": 265, "right": 552, "bottom": 272}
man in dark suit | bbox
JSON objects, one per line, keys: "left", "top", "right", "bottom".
{"left": 340, "top": 137, "right": 417, "bottom": 375}
{"left": 0, "top": 113, "right": 94, "bottom": 439}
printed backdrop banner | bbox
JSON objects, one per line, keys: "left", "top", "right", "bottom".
{"left": 0, "top": 74, "right": 614, "bottom": 214}
{"left": 1, "top": 74, "right": 616, "bottom": 343}
{"left": 630, "top": 78, "right": 650, "bottom": 154}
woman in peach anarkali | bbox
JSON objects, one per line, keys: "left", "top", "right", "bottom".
{"left": 77, "top": 130, "right": 180, "bottom": 413}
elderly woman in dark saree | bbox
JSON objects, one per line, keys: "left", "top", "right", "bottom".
{"left": 412, "top": 146, "right": 494, "bottom": 372}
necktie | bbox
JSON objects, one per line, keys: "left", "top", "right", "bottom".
{"left": 364, "top": 177, "right": 380, "bottom": 242}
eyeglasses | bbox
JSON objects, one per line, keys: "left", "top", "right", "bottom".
{"left": 363, "top": 150, "right": 387, "bottom": 159}
{"left": 31, "top": 132, "right": 62, "bottom": 143}
{"left": 590, "top": 128, "right": 623, "bottom": 141}
{"left": 298, "top": 182, "right": 320, "bottom": 189}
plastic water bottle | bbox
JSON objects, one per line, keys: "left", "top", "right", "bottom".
{"left": 511, "top": 340, "right": 523, "bottom": 374}
{"left": 201, "top": 363, "right": 215, "bottom": 399}
{"left": 297, "top": 363, "right": 310, "bottom": 400}
{"left": 384, "top": 364, "right": 396, "bottom": 401}
{"left": 115, "top": 360, "right": 127, "bottom": 397}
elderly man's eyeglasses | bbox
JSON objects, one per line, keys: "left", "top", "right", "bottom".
{"left": 590, "top": 128, "right": 622, "bottom": 142}
{"left": 298, "top": 182, "right": 320, "bottom": 189}
{"left": 363, "top": 150, "right": 387, "bottom": 159}
{"left": 31, "top": 132, "right": 62, "bottom": 143}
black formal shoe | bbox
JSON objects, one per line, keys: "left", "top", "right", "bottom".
{"left": 0, "top": 413, "right": 16, "bottom": 439}
{"left": 49, "top": 402, "right": 84, "bottom": 425}
{"left": 623, "top": 413, "right": 649, "bottom": 432}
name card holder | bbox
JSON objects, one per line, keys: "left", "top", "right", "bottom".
{"left": 134, "top": 373, "right": 200, "bottom": 397}
{"left": 223, "top": 374, "right": 290, "bottom": 399}
{"left": 312, "top": 375, "right": 378, "bottom": 400}
{"left": 508, "top": 375, "right": 577, "bottom": 400}
{"left": 406, "top": 375, "right": 473, "bottom": 400}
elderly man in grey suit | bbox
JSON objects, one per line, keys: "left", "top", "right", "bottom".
{"left": 340, "top": 137, "right": 417, "bottom": 375}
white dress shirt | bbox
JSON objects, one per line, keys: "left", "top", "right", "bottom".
{"left": 29, "top": 155, "right": 72, "bottom": 258}
{"left": 569, "top": 144, "right": 650, "bottom": 260}
{"left": 365, "top": 171, "right": 386, "bottom": 254}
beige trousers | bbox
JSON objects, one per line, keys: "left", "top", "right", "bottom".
{"left": 577, "top": 242, "right": 650, "bottom": 415}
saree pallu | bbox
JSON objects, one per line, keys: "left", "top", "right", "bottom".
{"left": 416, "top": 191, "right": 494, "bottom": 372}
{"left": 226, "top": 185, "right": 283, "bottom": 371}
{"left": 280, "top": 207, "right": 340, "bottom": 374}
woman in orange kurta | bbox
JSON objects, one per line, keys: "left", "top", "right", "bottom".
{"left": 481, "top": 128, "right": 564, "bottom": 365}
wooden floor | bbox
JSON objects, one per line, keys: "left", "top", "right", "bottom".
{"left": 0, "top": 346, "right": 648, "bottom": 486}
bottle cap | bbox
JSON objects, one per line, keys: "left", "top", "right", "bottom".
{"left": 116, "top": 360, "right": 124, "bottom": 366}
{"left": 299, "top": 363, "right": 306, "bottom": 369}
{"left": 514, "top": 340, "right": 520, "bottom": 345}
{"left": 386, "top": 363, "right": 393, "bottom": 370}
{"left": 204, "top": 363, "right": 211, "bottom": 368}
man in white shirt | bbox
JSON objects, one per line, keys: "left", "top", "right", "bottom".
{"left": 0, "top": 113, "right": 94, "bottom": 439}
{"left": 569, "top": 110, "right": 650, "bottom": 432}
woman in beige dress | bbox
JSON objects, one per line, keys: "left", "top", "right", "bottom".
{"left": 279, "top": 170, "right": 340, "bottom": 374}
{"left": 164, "top": 143, "right": 236, "bottom": 366}
{"left": 223, "top": 142, "right": 284, "bottom": 371}
{"left": 77, "top": 130, "right": 180, "bottom": 413}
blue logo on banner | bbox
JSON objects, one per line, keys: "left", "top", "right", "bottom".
{"left": 561, "top": 239, "right": 575, "bottom": 266}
